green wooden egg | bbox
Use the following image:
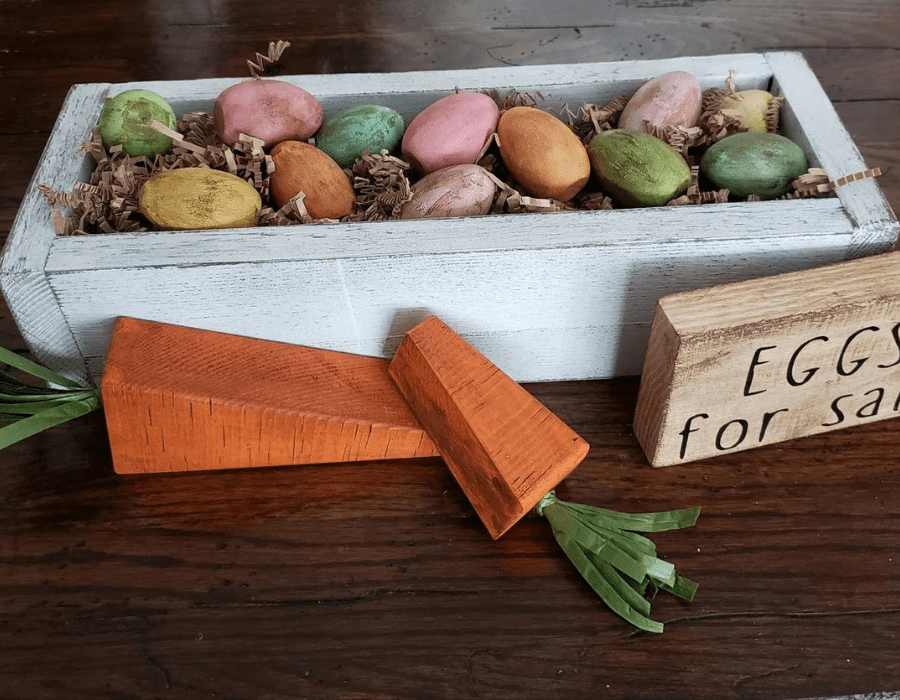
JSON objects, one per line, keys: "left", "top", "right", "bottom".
{"left": 587, "top": 129, "right": 691, "bottom": 207}
{"left": 98, "top": 89, "right": 177, "bottom": 157}
{"left": 315, "top": 105, "right": 405, "bottom": 169}
{"left": 700, "top": 132, "right": 808, "bottom": 199}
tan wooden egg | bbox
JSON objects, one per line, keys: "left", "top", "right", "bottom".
{"left": 139, "top": 168, "right": 261, "bottom": 230}
{"left": 269, "top": 141, "right": 356, "bottom": 219}
{"left": 497, "top": 106, "right": 590, "bottom": 202}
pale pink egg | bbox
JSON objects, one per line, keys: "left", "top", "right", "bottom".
{"left": 618, "top": 71, "right": 702, "bottom": 132}
{"left": 401, "top": 92, "right": 500, "bottom": 175}
{"left": 214, "top": 80, "right": 323, "bottom": 147}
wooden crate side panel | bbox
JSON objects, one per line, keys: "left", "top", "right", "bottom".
{"left": 0, "top": 84, "right": 109, "bottom": 383}
{"left": 766, "top": 51, "right": 899, "bottom": 256}
{"left": 45, "top": 199, "right": 855, "bottom": 272}
{"left": 47, "top": 235, "right": 856, "bottom": 384}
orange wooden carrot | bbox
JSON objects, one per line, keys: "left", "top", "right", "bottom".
{"left": 388, "top": 315, "right": 589, "bottom": 539}
{"left": 101, "top": 317, "right": 438, "bottom": 474}
{"left": 387, "top": 315, "right": 699, "bottom": 633}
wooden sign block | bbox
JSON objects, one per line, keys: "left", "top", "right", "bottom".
{"left": 388, "top": 316, "right": 589, "bottom": 539}
{"left": 101, "top": 317, "right": 438, "bottom": 474}
{"left": 634, "top": 251, "right": 900, "bottom": 467}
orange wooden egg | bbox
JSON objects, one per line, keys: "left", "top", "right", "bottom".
{"left": 269, "top": 140, "right": 356, "bottom": 219}
{"left": 497, "top": 106, "right": 591, "bottom": 202}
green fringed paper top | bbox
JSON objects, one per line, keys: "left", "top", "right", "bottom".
{"left": 0, "top": 347, "right": 101, "bottom": 450}
{"left": 537, "top": 491, "right": 700, "bottom": 633}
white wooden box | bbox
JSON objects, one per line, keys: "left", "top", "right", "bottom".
{"left": 2, "top": 52, "right": 897, "bottom": 385}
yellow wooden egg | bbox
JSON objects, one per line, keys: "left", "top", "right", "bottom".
{"left": 269, "top": 141, "right": 356, "bottom": 219}
{"left": 140, "top": 168, "right": 261, "bottom": 230}
{"left": 719, "top": 89, "right": 776, "bottom": 133}
{"left": 497, "top": 107, "right": 590, "bottom": 201}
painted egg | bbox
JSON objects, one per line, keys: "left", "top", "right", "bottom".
{"left": 497, "top": 106, "right": 591, "bottom": 202}
{"left": 401, "top": 92, "right": 500, "bottom": 175}
{"left": 587, "top": 129, "right": 691, "bottom": 207}
{"left": 719, "top": 89, "right": 776, "bottom": 133}
{"left": 618, "top": 71, "right": 702, "bottom": 132}
{"left": 315, "top": 105, "right": 405, "bottom": 169}
{"left": 98, "top": 89, "right": 177, "bottom": 157}
{"left": 139, "top": 168, "right": 261, "bottom": 230}
{"left": 400, "top": 164, "right": 496, "bottom": 220}
{"left": 214, "top": 80, "right": 323, "bottom": 147}
{"left": 700, "top": 132, "right": 808, "bottom": 199}
{"left": 269, "top": 141, "right": 356, "bottom": 219}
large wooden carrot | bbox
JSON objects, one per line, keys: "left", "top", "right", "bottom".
{"left": 100, "top": 317, "right": 438, "bottom": 474}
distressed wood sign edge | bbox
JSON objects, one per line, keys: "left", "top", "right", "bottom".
{"left": 634, "top": 250, "right": 900, "bottom": 467}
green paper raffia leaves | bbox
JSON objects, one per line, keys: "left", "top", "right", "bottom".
{"left": 0, "top": 347, "right": 101, "bottom": 450}
{"left": 536, "top": 491, "right": 700, "bottom": 634}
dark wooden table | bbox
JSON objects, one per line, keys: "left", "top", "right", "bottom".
{"left": 2, "top": 2, "right": 899, "bottom": 698}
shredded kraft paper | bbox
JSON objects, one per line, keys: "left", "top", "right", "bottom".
{"left": 40, "top": 72, "right": 880, "bottom": 236}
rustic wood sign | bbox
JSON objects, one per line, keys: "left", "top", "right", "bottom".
{"left": 634, "top": 251, "right": 900, "bottom": 467}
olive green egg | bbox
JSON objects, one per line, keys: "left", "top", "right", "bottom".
{"left": 315, "top": 105, "right": 405, "bottom": 169}
{"left": 587, "top": 129, "right": 691, "bottom": 207}
{"left": 700, "top": 132, "right": 808, "bottom": 199}
{"left": 98, "top": 89, "right": 177, "bottom": 157}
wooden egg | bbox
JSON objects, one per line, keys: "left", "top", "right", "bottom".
{"left": 269, "top": 141, "right": 356, "bottom": 219}
{"left": 139, "top": 168, "right": 262, "bottom": 230}
{"left": 618, "top": 71, "right": 702, "bottom": 132}
{"left": 214, "top": 80, "right": 323, "bottom": 147}
{"left": 401, "top": 92, "right": 500, "bottom": 175}
{"left": 98, "top": 89, "right": 177, "bottom": 157}
{"left": 316, "top": 104, "right": 405, "bottom": 168}
{"left": 400, "top": 164, "right": 496, "bottom": 220}
{"left": 700, "top": 132, "right": 808, "bottom": 199}
{"left": 497, "top": 106, "right": 591, "bottom": 202}
{"left": 719, "top": 89, "right": 777, "bottom": 133}
{"left": 587, "top": 129, "right": 691, "bottom": 207}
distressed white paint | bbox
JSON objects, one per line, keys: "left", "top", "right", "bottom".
{"left": 2, "top": 53, "right": 897, "bottom": 384}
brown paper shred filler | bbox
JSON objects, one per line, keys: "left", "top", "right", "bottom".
{"left": 575, "top": 97, "right": 629, "bottom": 144}
{"left": 792, "top": 167, "right": 881, "bottom": 197}
{"left": 247, "top": 40, "right": 291, "bottom": 79}
{"left": 643, "top": 123, "right": 704, "bottom": 156}
{"left": 349, "top": 150, "right": 414, "bottom": 221}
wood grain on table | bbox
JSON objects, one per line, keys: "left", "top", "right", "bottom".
{"left": 1, "top": 1, "right": 899, "bottom": 698}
